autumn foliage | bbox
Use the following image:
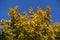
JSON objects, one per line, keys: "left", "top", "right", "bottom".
{"left": 0, "top": 6, "right": 60, "bottom": 40}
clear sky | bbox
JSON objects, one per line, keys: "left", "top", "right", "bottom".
{"left": 0, "top": 0, "right": 60, "bottom": 23}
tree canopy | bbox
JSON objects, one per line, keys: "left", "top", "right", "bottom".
{"left": 0, "top": 6, "right": 60, "bottom": 40}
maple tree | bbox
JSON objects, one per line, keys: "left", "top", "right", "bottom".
{"left": 0, "top": 6, "right": 60, "bottom": 40}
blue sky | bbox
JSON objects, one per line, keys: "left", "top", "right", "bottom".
{"left": 0, "top": 0, "right": 60, "bottom": 23}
